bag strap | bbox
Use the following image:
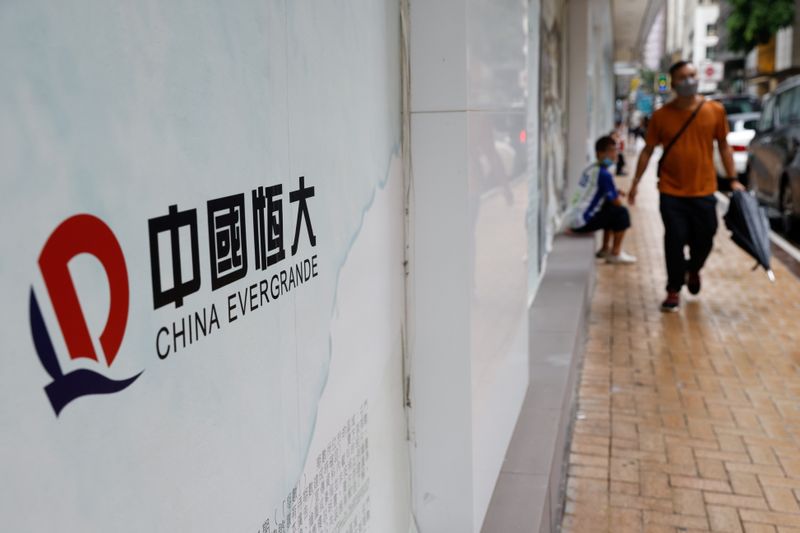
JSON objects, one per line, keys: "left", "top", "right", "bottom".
{"left": 661, "top": 100, "right": 705, "bottom": 163}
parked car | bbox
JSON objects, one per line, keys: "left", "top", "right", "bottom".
{"left": 713, "top": 112, "right": 761, "bottom": 180}
{"left": 747, "top": 76, "right": 800, "bottom": 232}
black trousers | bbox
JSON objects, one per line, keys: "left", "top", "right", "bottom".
{"left": 573, "top": 202, "right": 631, "bottom": 233}
{"left": 659, "top": 193, "right": 718, "bottom": 292}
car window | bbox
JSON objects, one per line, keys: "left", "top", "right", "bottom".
{"left": 778, "top": 89, "right": 795, "bottom": 125}
{"left": 761, "top": 97, "right": 775, "bottom": 131}
{"left": 724, "top": 103, "right": 745, "bottom": 115}
{"left": 743, "top": 119, "right": 759, "bottom": 130}
{"left": 789, "top": 87, "right": 800, "bottom": 122}
{"left": 720, "top": 98, "right": 761, "bottom": 114}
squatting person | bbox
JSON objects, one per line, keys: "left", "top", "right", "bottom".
{"left": 565, "top": 135, "right": 636, "bottom": 265}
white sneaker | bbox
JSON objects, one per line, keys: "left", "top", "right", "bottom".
{"left": 606, "top": 251, "right": 637, "bottom": 264}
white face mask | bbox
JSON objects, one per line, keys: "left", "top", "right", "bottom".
{"left": 675, "top": 78, "right": 699, "bottom": 97}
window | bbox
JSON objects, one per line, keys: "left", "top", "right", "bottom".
{"left": 719, "top": 97, "right": 762, "bottom": 115}
{"left": 743, "top": 120, "right": 760, "bottom": 131}
{"left": 706, "top": 46, "right": 717, "bottom": 60}
{"left": 777, "top": 87, "right": 800, "bottom": 124}
{"left": 707, "top": 23, "right": 718, "bottom": 37}
{"left": 725, "top": 103, "right": 745, "bottom": 115}
{"left": 789, "top": 87, "right": 800, "bottom": 122}
{"left": 761, "top": 97, "right": 775, "bottom": 131}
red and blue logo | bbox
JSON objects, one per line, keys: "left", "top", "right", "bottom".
{"left": 29, "top": 214, "right": 141, "bottom": 416}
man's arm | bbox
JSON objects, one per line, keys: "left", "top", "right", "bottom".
{"left": 628, "top": 144, "right": 655, "bottom": 205}
{"left": 718, "top": 137, "right": 745, "bottom": 191}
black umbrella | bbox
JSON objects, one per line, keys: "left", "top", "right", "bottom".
{"left": 723, "top": 190, "right": 775, "bottom": 281}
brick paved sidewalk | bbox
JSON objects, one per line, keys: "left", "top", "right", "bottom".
{"left": 560, "top": 162, "right": 800, "bottom": 533}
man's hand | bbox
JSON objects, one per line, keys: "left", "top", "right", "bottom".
{"left": 628, "top": 184, "right": 638, "bottom": 205}
{"left": 730, "top": 178, "right": 745, "bottom": 192}
{"left": 629, "top": 144, "right": 653, "bottom": 207}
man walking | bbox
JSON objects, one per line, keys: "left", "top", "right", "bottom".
{"left": 628, "top": 61, "right": 744, "bottom": 312}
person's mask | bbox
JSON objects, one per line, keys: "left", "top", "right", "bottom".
{"left": 601, "top": 158, "right": 615, "bottom": 168}
{"left": 675, "top": 78, "right": 699, "bottom": 97}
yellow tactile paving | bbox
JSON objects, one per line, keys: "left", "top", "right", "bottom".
{"left": 560, "top": 157, "right": 800, "bottom": 533}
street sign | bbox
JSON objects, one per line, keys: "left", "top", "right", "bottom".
{"left": 699, "top": 61, "right": 724, "bottom": 82}
{"left": 656, "top": 73, "right": 669, "bottom": 93}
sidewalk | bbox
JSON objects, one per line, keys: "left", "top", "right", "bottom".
{"left": 560, "top": 159, "right": 800, "bottom": 532}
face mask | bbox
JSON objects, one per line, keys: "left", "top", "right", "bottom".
{"left": 600, "top": 158, "right": 615, "bottom": 168}
{"left": 675, "top": 78, "right": 699, "bottom": 97}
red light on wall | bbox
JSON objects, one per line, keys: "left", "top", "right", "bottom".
{"left": 519, "top": 129, "right": 527, "bottom": 143}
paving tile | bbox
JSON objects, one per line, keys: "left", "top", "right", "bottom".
{"left": 643, "top": 510, "right": 709, "bottom": 529}
{"left": 731, "top": 472, "right": 765, "bottom": 497}
{"left": 673, "top": 488, "right": 707, "bottom": 517}
{"left": 743, "top": 524, "right": 777, "bottom": 533}
{"left": 740, "top": 510, "right": 800, "bottom": 528}
{"left": 697, "top": 458, "right": 729, "bottom": 480}
{"left": 670, "top": 475, "right": 732, "bottom": 493}
{"left": 703, "top": 492, "right": 768, "bottom": 510}
{"left": 763, "top": 486, "right": 800, "bottom": 514}
{"left": 708, "top": 505, "right": 743, "bottom": 532}
{"left": 609, "top": 507, "right": 642, "bottom": 533}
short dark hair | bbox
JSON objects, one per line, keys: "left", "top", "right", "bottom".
{"left": 595, "top": 135, "right": 616, "bottom": 153}
{"left": 669, "top": 60, "right": 691, "bottom": 77}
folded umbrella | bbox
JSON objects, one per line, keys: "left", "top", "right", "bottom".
{"left": 723, "top": 190, "right": 775, "bottom": 281}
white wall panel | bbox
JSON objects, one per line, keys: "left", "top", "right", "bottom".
{"left": 0, "top": 1, "right": 410, "bottom": 531}
{"left": 409, "top": 0, "right": 530, "bottom": 530}
{"left": 409, "top": 0, "right": 468, "bottom": 112}
{"left": 409, "top": 110, "right": 474, "bottom": 533}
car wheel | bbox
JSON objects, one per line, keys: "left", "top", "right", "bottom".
{"left": 781, "top": 178, "right": 796, "bottom": 236}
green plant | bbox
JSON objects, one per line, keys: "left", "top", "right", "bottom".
{"left": 726, "top": 0, "right": 795, "bottom": 52}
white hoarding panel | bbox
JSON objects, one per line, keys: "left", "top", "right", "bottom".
{"left": 466, "top": 1, "right": 530, "bottom": 526}
{"left": 0, "top": 1, "right": 410, "bottom": 531}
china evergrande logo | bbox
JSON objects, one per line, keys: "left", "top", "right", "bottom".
{"left": 29, "top": 214, "right": 141, "bottom": 416}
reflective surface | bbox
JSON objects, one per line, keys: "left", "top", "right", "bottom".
{"left": 467, "top": 0, "right": 530, "bottom": 527}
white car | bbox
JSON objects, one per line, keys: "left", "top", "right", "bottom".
{"left": 714, "top": 112, "right": 761, "bottom": 178}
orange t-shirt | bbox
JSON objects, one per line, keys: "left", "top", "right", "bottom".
{"left": 645, "top": 98, "right": 729, "bottom": 197}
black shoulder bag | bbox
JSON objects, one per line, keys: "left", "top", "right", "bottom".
{"left": 657, "top": 100, "right": 705, "bottom": 178}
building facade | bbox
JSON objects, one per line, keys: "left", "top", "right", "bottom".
{"left": 664, "top": 0, "right": 722, "bottom": 92}
{"left": 742, "top": 0, "right": 800, "bottom": 96}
